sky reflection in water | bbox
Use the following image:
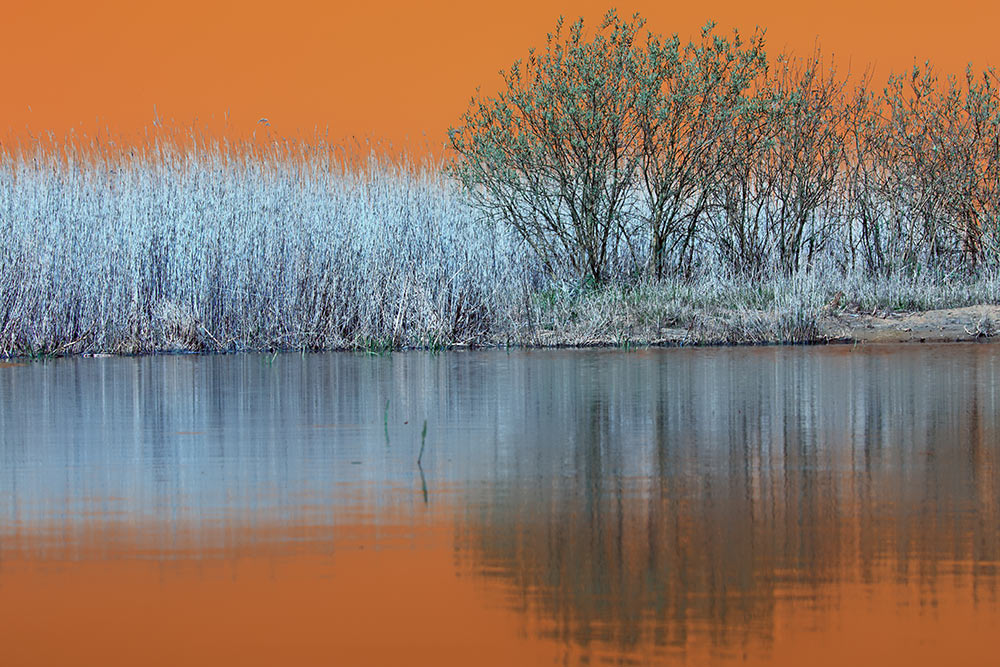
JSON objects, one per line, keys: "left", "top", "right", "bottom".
{"left": 1, "top": 346, "right": 998, "bottom": 665}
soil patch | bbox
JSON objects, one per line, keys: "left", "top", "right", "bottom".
{"left": 819, "top": 305, "right": 1000, "bottom": 344}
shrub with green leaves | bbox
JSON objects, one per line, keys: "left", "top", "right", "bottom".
{"left": 449, "top": 10, "right": 649, "bottom": 284}
{"left": 450, "top": 9, "right": 1000, "bottom": 281}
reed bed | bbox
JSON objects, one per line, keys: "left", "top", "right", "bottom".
{"left": 0, "top": 139, "right": 529, "bottom": 355}
{"left": 2, "top": 136, "right": 1000, "bottom": 356}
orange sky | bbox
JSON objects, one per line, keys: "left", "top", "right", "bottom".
{"left": 3, "top": 1, "right": 999, "bottom": 151}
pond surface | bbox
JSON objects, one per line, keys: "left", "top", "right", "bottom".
{"left": 1, "top": 345, "right": 999, "bottom": 665}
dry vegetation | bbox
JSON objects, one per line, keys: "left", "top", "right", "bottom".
{"left": 0, "top": 139, "right": 528, "bottom": 355}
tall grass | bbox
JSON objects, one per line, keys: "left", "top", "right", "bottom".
{"left": 0, "top": 137, "right": 529, "bottom": 355}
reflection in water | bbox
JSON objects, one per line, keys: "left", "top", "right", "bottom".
{"left": 1, "top": 347, "right": 999, "bottom": 665}
{"left": 456, "top": 347, "right": 1000, "bottom": 661}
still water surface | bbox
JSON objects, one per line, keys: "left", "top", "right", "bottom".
{"left": 1, "top": 346, "right": 999, "bottom": 665}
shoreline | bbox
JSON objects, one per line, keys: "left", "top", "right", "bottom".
{"left": 2, "top": 304, "right": 997, "bottom": 361}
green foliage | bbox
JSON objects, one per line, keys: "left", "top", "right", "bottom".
{"left": 639, "top": 21, "right": 768, "bottom": 277}
{"left": 449, "top": 9, "right": 649, "bottom": 283}
{"left": 451, "top": 9, "right": 1000, "bottom": 281}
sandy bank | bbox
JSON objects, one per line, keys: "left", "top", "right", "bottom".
{"left": 817, "top": 305, "right": 1000, "bottom": 344}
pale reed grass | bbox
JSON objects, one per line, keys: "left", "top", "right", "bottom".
{"left": 3, "top": 135, "right": 1000, "bottom": 356}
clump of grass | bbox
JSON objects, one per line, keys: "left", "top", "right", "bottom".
{"left": 520, "top": 267, "right": 1000, "bottom": 346}
{"left": 524, "top": 272, "right": 827, "bottom": 345}
{"left": 966, "top": 315, "right": 998, "bottom": 338}
{"left": 833, "top": 269, "right": 1000, "bottom": 314}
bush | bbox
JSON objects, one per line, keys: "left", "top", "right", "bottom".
{"left": 450, "top": 9, "right": 1000, "bottom": 282}
{"left": 448, "top": 10, "right": 649, "bottom": 284}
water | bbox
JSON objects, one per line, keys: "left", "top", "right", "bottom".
{"left": 1, "top": 345, "right": 999, "bottom": 665}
